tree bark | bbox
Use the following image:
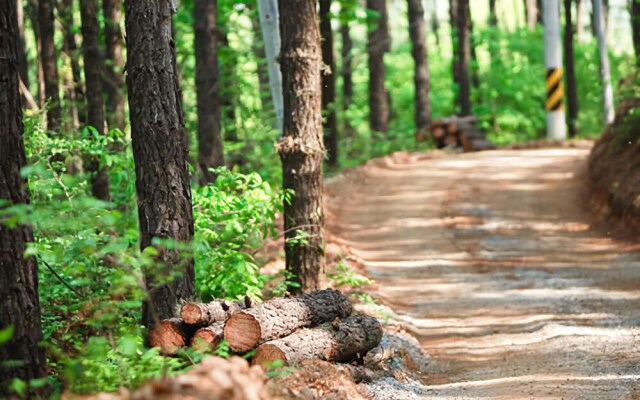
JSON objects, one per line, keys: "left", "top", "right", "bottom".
{"left": 124, "top": 0, "right": 196, "bottom": 328}
{"left": 564, "top": 0, "right": 579, "bottom": 137}
{"left": 219, "top": 32, "right": 238, "bottom": 142}
{"left": 457, "top": 0, "right": 472, "bottom": 116}
{"left": 467, "top": 1, "right": 479, "bottom": 89}
{"left": 249, "top": 5, "right": 272, "bottom": 115}
{"left": 252, "top": 314, "right": 382, "bottom": 366}
{"left": 180, "top": 297, "right": 251, "bottom": 326}
{"left": 16, "top": 0, "right": 30, "bottom": 100}
{"left": 277, "top": 0, "right": 326, "bottom": 294}
{"left": 450, "top": 0, "right": 460, "bottom": 103}
{"left": 192, "top": 322, "right": 224, "bottom": 352}
{"left": 38, "top": 0, "right": 61, "bottom": 130}
{"left": 632, "top": 0, "right": 640, "bottom": 66}
{"left": 576, "top": 0, "right": 584, "bottom": 40}
{"left": 257, "top": 0, "right": 284, "bottom": 131}
{"left": 26, "top": 0, "right": 45, "bottom": 106}
{"left": 340, "top": 4, "right": 354, "bottom": 137}
{"left": 593, "top": 0, "right": 614, "bottom": 125}
{"left": 224, "top": 289, "right": 352, "bottom": 352}
{"left": 366, "top": 0, "right": 390, "bottom": 133}
{"left": 81, "top": 0, "right": 110, "bottom": 201}
{"left": 103, "top": 0, "right": 126, "bottom": 132}
{"left": 57, "top": 0, "right": 83, "bottom": 129}
{"left": 320, "top": 0, "right": 338, "bottom": 167}
{"left": 488, "top": 0, "right": 497, "bottom": 26}
{"left": 0, "top": 0, "right": 47, "bottom": 392}
{"left": 194, "top": 0, "right": 224, "bottom": 184}
{"left": 148, "top": 318, "right": 196, "bottom": 355}
{"left": 526, "top": 0, "right": 538, "bottom": 29}
{"left": 407, "top": 0, "right": 431, "bottom": 141}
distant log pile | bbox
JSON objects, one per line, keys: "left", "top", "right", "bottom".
{"left": 428, "top": 115, "right": 496, "bottom": 152}
{"left": 148, "top": 289, "right": 383, "bottom": 367}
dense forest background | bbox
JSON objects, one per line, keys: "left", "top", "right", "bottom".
{"left": 1, "top": 0, "right": 639, "bottom": 397}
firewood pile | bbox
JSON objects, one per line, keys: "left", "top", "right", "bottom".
{"left": 149, "top": 289, "right": 383, "bottom": 367}
{"left": 428, "top": 115, "right": 496, "bottom": 152}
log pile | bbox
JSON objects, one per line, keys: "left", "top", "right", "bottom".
{"left": 148, "top": 289, "right": 383, "bottom": 367}
{"left": 428, "top": 115, "right": 496, "bottom": 152}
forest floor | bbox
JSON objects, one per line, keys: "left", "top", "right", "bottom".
{"left": 324, "top": 144, "right": 640, "bottom": 399}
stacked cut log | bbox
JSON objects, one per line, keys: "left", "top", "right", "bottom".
{"left": 428, "top": 115, "right": 496, "bottom": 152}
{"left": 148, "top": 289, "right": 383, "bottom": 368}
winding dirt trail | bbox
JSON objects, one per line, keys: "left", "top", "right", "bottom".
{"left": 326, "top": 147, "right": 640, "bottom": 399}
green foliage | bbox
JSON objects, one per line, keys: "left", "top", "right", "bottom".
{"left": 193, "top": 169, "right": 284, "bottom": 301}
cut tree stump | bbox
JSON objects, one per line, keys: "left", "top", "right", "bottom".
{"left": 252, "top": 314, "right": 382, "bottom": 366}
{"left": 224, "top": 289, "right": 353, "bottom": 353}
{"left": 180, "top": 296, "right": 252, "bottom": 326}
{"left": 148, "top": 318, "right": 196, "bottom": 356}
{"left": 429, "top": 115, "right": 496, "bottom": 152}
{"left": 191, "top": 322, "right": 225, "bottom": 352}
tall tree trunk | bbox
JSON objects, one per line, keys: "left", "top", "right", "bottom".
{"left": 81, "top": 0, "right": 110, "bottom": 200}
{"left": 320, "top": 0, "right": 338, "bottom": 167}
{"left": 26, "top": 0, "right": 45, "bottom": 106}
{"left": 431, "top": 5, "right": 441, "bottom": 47}
{"left": 631, "top": 0, "right": 640, "bottom": 66}
{"left": 16, "top": 0, "right": 30, "bottom": 95}
{"left": 194, "top": 0, "right": 224, "bottom": 184}
{"left": 257, "top": 0, "right": 284, "bottom": 131}
{"left": 124, "top": 0, "right": 196, "bottom": 328}
{"left": 57, "top": 0, "right": 83, "bottom": 130}
{"left": 450, "top": 0, "right": 460, "bottom": 107}
{"left": 366, "top": 0, "right": 390, "bottom": 133}
{"left": 457, "top": 0, "right": 471, "bottom": 116}
{"left": 0, "top": 0, "right": 47, "bottom": 392}
{"left": 407, "top": 0, "right": 431, "bottom": 141}
{"left": 537, "top": 0, "right": 543, "bottom": 24}
{"left": 468, "top": 2, "right": 479, "bottom": 89}
{"left": 249, "top": 5, "right": 272, "bottom": 115}
{"left": 340, "top": 3, "right": 354, "bottom": 137}
{"left": 103, "top": 0, "right": 126, "bottom": 132}
{"left": 38, "top": 0, "right": 61, "bottom": 130}
{"left": 592, "top": 0, "right": 614, "bottom": 125}
{"left": 526, "top": 0, "right": 538, "bottom": 29}
{"left": 576, "top": 0, "right": 584, "bottom": 40}
{"left": 277, "top": 0, "right": 325, "bottom": 293}
{"left": 488, "top": 0, "right": 498, "bottom": 26}
{"left": 564, "top": 0, "right": 579, "bottom": 137}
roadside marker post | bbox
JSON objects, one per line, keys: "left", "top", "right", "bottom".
{"left": 543, "top": 0, "right": 567, "bottom": 139}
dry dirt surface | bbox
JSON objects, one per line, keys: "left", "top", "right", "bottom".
{"left": 326, "top": 147, "right": 640, "bottom": 400}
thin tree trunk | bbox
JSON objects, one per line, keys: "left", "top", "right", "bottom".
{"left": 450, "top": 0, "right": 460, "bottom": 108}
{"left": 468, "top": 1, "right": 479, "bottom": 89}
{"left": 38, "top": 0, "right": 61, "bottom": 130}
{"left": 526, "top": 0, "right": 538, "bottom": 29}
{"left": 489, "top": 0, "right": 497, "bottom": 26}
{"left": 407, "top": 0, "right": 431, "bottom": 141}
{"left": 249, "top": 5, "right": 272, "bottom": 115}
{"left": 103, "top": 0, "right": 126, "bottom": 132}
{"left": 576, "top": 0, "right": 584, "bottom": 40}
{"left": 593, "top": 0, "right": 614, "bottom": 125}
{"left": 340, "top": 3, "right": 354, "bottom": 137}
{"left": 277, "top": 0, "right": 325, "bottom": 293}
{"left": 320, "top": 0, "right": 338, "bottom": 167}
{"left": 16, "top": 0, "right": 30, "bottom": 99}
{"left": 457, "top": 0, "right": 472, "bottom": 116}
{"left": 194, "top": 0, "right": 224, "bottom": 184}
{"left": 257, "top": 0, "right": 284, "bottom": 131}
{"left": 57, "top": 0, "right": 83, "bottom": 129}
{"left": 367, "top": 0, "right": 390, "bottom": 133}
{"left": 81, "top": 0, "right": 110, "bottom": 200}
{"left": 124, "top": 0, "right": 196, "bottom": 328}
{"left": 431, "top": 5, "right": 441, "bottom": 47}
{"left": 26, "top": 0, "right": 45, "bottom": 106}
{"left": 564, "top": 0, "right": 579, "bottom": 137}
{"left": 0, "top": 0, "right": 47, "bottom": 392}
{"left": 537, "top": 0, "right": 543, "bottom": 24}
{"left": 631, "top": 0, "right": 640, "bottom": 66}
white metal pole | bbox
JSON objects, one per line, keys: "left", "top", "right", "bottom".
{"left": 257, "top": 0, "right": 284, "bottom": 132}
{"left": 593, "top": 0, "right": 615, "bottom": 125}
{"left": 543, "top": 0, "right": 567, "bottom": 139}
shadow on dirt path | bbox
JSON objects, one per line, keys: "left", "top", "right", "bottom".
{"left": 326, "top": 148, "right": 640, "bottom": 399}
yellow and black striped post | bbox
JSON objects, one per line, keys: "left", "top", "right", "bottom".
{"left": 545, "top": 68, "right": 564, "bottom": 112}
{"left": 543, "top": 0, "right": 566, "bottom": 139}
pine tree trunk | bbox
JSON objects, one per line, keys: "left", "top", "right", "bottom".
{"left": 488, "top": 0, "right": 497, "bottom": 26}
{"left": 277, "top": 0, "right": 326, "bottom": 294}
{"left": 457, "top": 0, "right": 472, "bottom": 116}
{"left": 194, "top": 0, "right": 224, "bottom": 184}
{"left": 526, "top": 0, "right": 538, "bottom": 29}
{"left": 340, "top": 6, "right": 354, "bottom": 137}
{"left": 320, "top": 0, "right": 338, "bottom": 167}
{"left": 450, "top": 0, "right": 460, "bottom": 108}
{"left": 468, "top": 2, "right": 479, "bottom": 89}
{"left": 0, "top": 1, "right": 47, "bottom": 392}
{"left": 220, "top": 33, "right": 238, "bottom": 142}
{"left": 124, "top": 0, "right": 196, "bottom": 328}
{"left": 38, "top": 0, "right": 61, "bottom": 130}
{"left": 26, "top": 0, "right": 45, "bottom": 106}
{"left": 57, "top": 0, "right": 83, "bottom": 129}
{"left": 249, "top": 5, "right": 272, "bottom": 115}
{"left": 81, "top": 0, "right": 110, "bottom": 200}
{"left": 366, "top": 0, "right": 390, "bottom": 133}
{"left": 576, "top": 0, "right": 584, "bottom": 40}
{"left": 407, "top": 0, "right": 431, "bottom": 141}
{"left": 257, "top": 0, "right": 284, "bottom": 131}
{"left": 632, "top": 0, "right": 640, "bottom": 66}
{"left": 16, "top": 0, "right": 30, "bottom": 99}
{"left": 593, "top": 0, "right": 614, "bottom": 125}
{"left": 564, "top": 0, "right": 579, "bottom": 137}
{"left": 103, "top": 0, "right": 126, "bottom": 132}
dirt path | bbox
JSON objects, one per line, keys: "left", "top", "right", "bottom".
{"left": 325, "top": 148, "right": 640, "bottom": 399}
